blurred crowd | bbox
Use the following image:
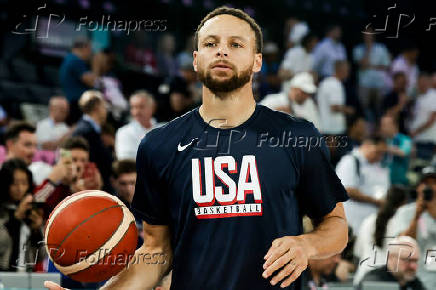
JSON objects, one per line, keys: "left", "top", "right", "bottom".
{"left": 0, "top": 14, "right": 435, "bottom": 290}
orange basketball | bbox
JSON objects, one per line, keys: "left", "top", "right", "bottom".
{"left": 44, "top": 190, "right": 138, "bottom": 282}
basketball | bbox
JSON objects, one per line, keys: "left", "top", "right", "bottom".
{"left": 44, "top": 190, "right": 138, "bottom": 282}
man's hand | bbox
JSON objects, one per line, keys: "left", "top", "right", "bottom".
{"left": 262, "top": 236, "right": 310, "bottom": 288}
{"left": 14, "top": 194, "right": 33, "bottom": 220}
{"left": 44, "top": 281, "right": 68, "bottom": 290}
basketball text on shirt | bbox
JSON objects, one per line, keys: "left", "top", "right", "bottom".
{"left": 192, "top": 155, "right": 263, "bottom": 219}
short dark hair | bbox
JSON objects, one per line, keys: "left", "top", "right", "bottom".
{"left": 4, "top": 121, "right": 36, "bottom": 143}
{"left": 112, "top": 160, "right": 136, "bottom": 179}
{"left": 61, "top": 136, "right": 90, "bottom": 152}
{"left": 301, "top": 33, "right": 317, "bottom": 49}
{"left": 0, "top": 158, "right": 34, "bottom": 202}
{"left": 363, "top": 135, "right": 386, "bottom": 145}
{"left": 393, "top": 71, "right": 406, "bottom": 81}
{"left": 194, "top": 6, "right": 263, "bottom": 53}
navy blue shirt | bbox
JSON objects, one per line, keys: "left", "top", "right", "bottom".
{"left": 59, "top": 53, "right": 89, "bottom": 102}
{"left": 131, "top": 104, "right": 348, "bottom": 290}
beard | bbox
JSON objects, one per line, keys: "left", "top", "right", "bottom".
{"left": 198, "top": 62, "right": 252, "bottom": 94}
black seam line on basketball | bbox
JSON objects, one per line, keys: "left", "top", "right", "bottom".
{"left": 55, "top": 204, "right": 125, "bottom": 252}
{"left": 70, "top": 220, "right": 136, "bottom": 277}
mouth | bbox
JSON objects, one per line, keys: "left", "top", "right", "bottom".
{"left": 212, "top": 63, "right": 233, "bottom": 70}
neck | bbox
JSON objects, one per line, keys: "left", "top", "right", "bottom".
{"left": 199, "top": 82, "right": 256, "bottom": 128}
{"left": 138, "top": 119, "right": 152, "bottom": 129}
{"left": 86, "top": 113, "right": 101, "bottom": 126}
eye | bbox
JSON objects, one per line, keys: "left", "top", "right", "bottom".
{"left": 231, "top": 42, "right": 242, "bottom": 48}
{"left": 204, "top": 42, "right": 216, "bottom": 47}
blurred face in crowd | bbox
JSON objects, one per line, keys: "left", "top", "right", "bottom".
{"left": 170, "top": 92, "right": 190, "bottom": 112}
{"left": 95, "top": 100, "right": 108, "bottom": 125}
{"left": 288, "top": 87, "right": 310, "bottom": 105}
{"left": 6, "top": 131, "right": 37, "bottom": 165}
{"left": 387, "top": 241, "right": 420, "bottom": 283}
{"left": 349, "top": 118, "right": 369, "bottom": 142}
{"left": 362, "top": 140, "right": 387, "bottom": 163}
{"left": 50, "top": 97, "right": 69, "bottom": 123}
{"left": 309, "top": 253, "right": 341, "bottom": 277}
{"left": 417, "top": 75, "right": 431, "bottom": 95}
{"left": 380, "top": 115, "right": 398, "bottom": 139}
{"left": 416, "top": 177, "right": 436, "bottom": 204}
{"left": 336, "top": 62, "right": 349, "bottom": 81}
{"left": 194, "top": 14, "right": 262, "bottom": 94}
{"left": 160, "top": 34, "right": 176, "bottom": 54}
{"left": 9, "top": 169, "right": 30, "bottom": 203}
{"left": 114, "top": 172, "right": 137, "bottom": 204}
{"left": 329, "top": 26, "right": 342, "bottom": 41}
{"left": 305, "top": 37, "right": 318, "bottom": 53}
{"left": 130, "top": 94, "right": 154, "bottom": 127}
{"left": 71, "top": 149, "right": 89, "bottom": 179}
{"left": 393, "top": 74, "right": 408, "bottom": 92}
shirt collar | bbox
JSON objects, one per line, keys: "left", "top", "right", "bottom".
{"left": 83, "top": 114, "right": 101, "bottom": 133}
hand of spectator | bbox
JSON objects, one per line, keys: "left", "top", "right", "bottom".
{"left": 28, "top": 208, "right": 44, "bottom": 230}
{"left": 14, "top": 194, "right": 33, "bottom": 220}
{"left": 262, "top": 236, "right": 309, "bottom": 287}
{"left": 415, "top": 185, "right": 428, "bottom": 219}
{"left": 49, "top": 155, "right": 74, "bottom": 185}
{"left": 44, "top": 281, "right": 69, "bottom": 290}
{"left": 374, "top": 198, "right": 385, "bottom": 208}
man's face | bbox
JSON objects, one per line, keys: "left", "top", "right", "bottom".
{"left": 193, "top": 14, "right": 262, "bottom": 94}
{"left": 7, "top": 131, "right": 37, "bottom": 165}
{"left": 289, "top": 88, "right": 309, "bottom": 105}
{"left": 394, "top": 75, "right": 407, "bottom": 92}
{"left": 114, "top": 172, "right": 137, "bottom": 204}
{"left": 71, "top": 149, "right": 89, "bottom": 178}
{"left": 9, "top": 169, "right": 30, "bottom": 203}
{"left": 365, "top": 142, "right": 387, "bottom": 163}
{"left": 97, "top": 101, "right": 108, "bottom": 124}
{"left": 130, "top": 96, "right": 153, "bottom": 126}
{"left": 50, "top": 98, "right": 69, "bottom": 123}
{"left": 380, "top": 116, "right": 397, "bottom": 138}
{"left": 387, "top": 244, "right": 419, "bottom": 282}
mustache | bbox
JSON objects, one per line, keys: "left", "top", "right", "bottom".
{"left": 209, "top": 60, "right": 236, "bottom": 70}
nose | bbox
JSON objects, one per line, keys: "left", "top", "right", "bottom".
{"left": 216, "top": 45, "right": 228, "bottom": 57}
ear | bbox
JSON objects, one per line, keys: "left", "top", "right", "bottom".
{"left": 193, "top": 51, "right": 198, "bottom": 72}
{"left": 252, "top": 53, "right": 262, "bottom": 73}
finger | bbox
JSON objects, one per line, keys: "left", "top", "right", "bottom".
{"left": 44, "top": 280, "right": 64, "bottom": 290}
{"left": 264, "top": 238, "right": 285, "bottom": 260}
{"left": 263, "top": 248, "right": 293, "bottom": 278}
{"left": 264, "top": 244, "right": 293, "bottom": 270}
{"left": 280, "top": 265, "right": 306, "bottom": 288}
{"left": 270, "top": 259, "right": 297, "bottom": 286}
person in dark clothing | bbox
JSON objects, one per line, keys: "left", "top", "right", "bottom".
{"left": 72, "top": 90, "right": 113, "bottom": 192}
{"left": 358, "top": 236, "right": 425, "bottom": 290}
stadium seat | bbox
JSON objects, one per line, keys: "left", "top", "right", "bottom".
{"left": 10, "top": 58, "right": 39, "bottom": 83}
{"left": 362, "top": 281, "right": 400, "bottom": 290}
{"left": 43, "top": 65, "right": 60, "bottom": 86}
{"left": 28, "top": 84, "right": 53, "bottom": 104}
{"left": 0, "top": 59, "right": 10, "bottom": 80}
{"left": 0, "top": 80, "right": 32, "bottom": 118}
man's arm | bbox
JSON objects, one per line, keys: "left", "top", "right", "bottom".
{"left": 262, "top": 202, "right": 348, "bottom": 288}
{"left": 102, "top": 222, "right": 172, "bottom": 289}
{"left": 411, "top": 111, "right": 436, "bottom": 137}
{"left": 346, "top": 187, "right": 383, "bottom": 207}
{"left": 45, "top": 222, "right": 172, "bottom": 290}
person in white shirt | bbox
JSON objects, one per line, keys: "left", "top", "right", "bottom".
{"left": 36, "top": 96, "right": 71, "bottom": 151}
{"left": 115, "top": 91, "right": 162, "bottom": 160}
{"left": 336, "top": 137, "right": 390, "bottom": 233}
{"left": 313, "top": 25, "right": 347, "bottom": 78}
{"left": 410, "top": 75, "right": 436, "bottom": 160}
{"left": 260, "top": 72, "right": 320, "bottom": 129}
{"left": 278, "top": 33, "right": 318, "bottom": 86}
{"left": 317, "top": 60, "right": 354, "bottom": 135}
{"left": 391, "top": 45, "right": 419, "bottom": 96}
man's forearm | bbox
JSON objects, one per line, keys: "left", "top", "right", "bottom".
{"left": 299, "top": 206, "right": 348, "bottom": 259}
{"left": 346, "top": 188, "right": 379, "bottom": 205}
{"left": 101, "top": 245, "right": 172, "bottom": 290}
{"left": 400, "top": 218, "right": 419, "bottom": 239}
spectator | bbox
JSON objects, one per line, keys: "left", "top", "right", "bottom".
{"left": 278, "top": 33, "right": 318, "bottom": 86}
{"left": 258, "top": 42, "right": 281, "bottom": 98}
{"left": 342, "top": 116, "right": 369, "bottom": 155}
{"left": 3, "top": 122, "right": 52, "bottom": 185}
{"left": 391, "top": 44, "right": 419, "bottom": 95}
{"left": 124, "top": 31, "right": 157, "bottom": 75}
{"left": 353, "top": 31, "right": 391, "bottom": 121}
{"left": 177, "top": 35, "right": 195, "bottom": 70}
{"left": 115, "top": 91, "right": 160, "bottom": 160}
{"left": 111, "top": 159, "right": 136, "bottom": 206}
{"left": 409, "top": 74, "right": 436, "bottom": 160}
{"left": 159, "top": 77, "right": 195, "bottom": 122}
{"left": 353, "top": 185, "right": 408, "bottom": 285}
{"left": 156, "top": 33, "right": 179, "bottom": 78}
{"left": 317, "top": 60, "right": 354, "bottom": 135}
{"left": 35, "top": 96, "right": 71, "bottom": 151}
{"left": 382, "top": 71, "right": 411, "bottom": 134}
{"left": 336, "top": 136, "right": 390, "bottom": 233}
{"left": 33, "top": 137, "right": 102, "bottom": 219}
{"left": 313, "top": 25, "right": 347, "bottom": 79}
{"left": 380, "top": 115, "right": 412, "bottom": 185}
{"left": 358, "top": 236, "right": 424, "bottom": 290}
{"left": 283, "top": 17, "right": 309, "bottom": 49}
{"left": 59, "top": 37, "right": 100, "bottom": 124}
{"left": 391, "top": 167, "right": 436, "bottom": 289}
{"left": 72, "top": 90, "right": 113, "bottom": 192}
{"left": 260, "top": 72, "right": 320, "bottom": 128}
{"left": 0, "top": 159, "right": 44, "bottom": 271}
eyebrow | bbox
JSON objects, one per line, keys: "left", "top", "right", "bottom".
{"left": 203, "top": 35, "right": 247, "bottom": 42}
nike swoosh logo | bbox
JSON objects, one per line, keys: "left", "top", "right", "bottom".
{"left": 177, "top": 138, "right": 198, "bottom": 152}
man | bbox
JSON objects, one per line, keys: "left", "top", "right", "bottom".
{"left": 409, "top": 75, "right": 436, "bottom": 160}
{"left": 336, "top": 137, "right": 389, "bottom": 233}
{"left": 353, "top": 31, "right": 391, "bottom": 121}
{"left": 45, "top": 7, "right": 348, "bottom": 290}
{"left": 111, "top": 159, "right": 137, "bottom": 206}
{"left": 33, "top": 137, "right": 102, "bottom": 219}
{"left": 380, "top": 115, "right": 412, "bottom": 185}
{"left": 317, "top": 60, "right": 354, "bottom": 136}
{"left": 312, "top": 25, "right": 347, "bottom": 79}
{"left": 72, "top": 90, "right": 113, "bottom": 192}
{"left": 3, "top": 121, "right": 52, "bottom": 184}
{"left": 115, "top": 91, "right": 160, "bottom": 160}
{"left": 59, "top": 37, "right": 100, "bottom": 123}
{"left": 358, "top": 236, "right": 425, "bottom": 290}
{"left": 390, "top": 167, "right": 436, "bottom": 289}
{"left": 36, "top": 96, "right": 71, "bottom": 151}
{"left": 391, "top": 44, "right": 419, "bottom": 95}
{"left": 260, "top": 72, "right": 320, "bottom": 128}
{"left": 382, "top": 71, "right": 410, "bottom": 134}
